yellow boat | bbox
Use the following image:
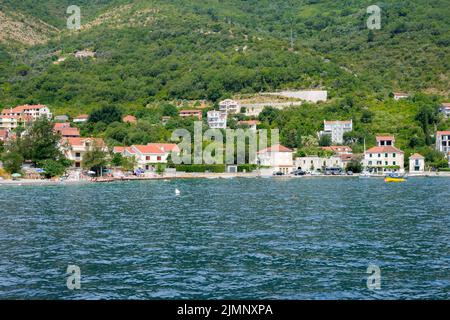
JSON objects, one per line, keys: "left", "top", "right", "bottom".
{"left": 384, "top": 175, "right": 407, "bottom": 183}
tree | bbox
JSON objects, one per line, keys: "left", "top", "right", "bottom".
{"left": 39, "top": 159, "right": 70, "bottom": 178}
{"left": 121, "top": 155, "right": 137, "bottom": 172}
{"left": 258, "top": 107, "right": 280, "bottom": 125}
{"left": 82, "top": 143, "right": 108, "bottom": 176}
{"left": 162, "top": 103, "right": 178, "bottom": 117}
{"left": 18, "top": 117, "right": 65, "bottom": 164}
{"left": 346, "top": 157, "right": 363, "bottom": 173}
{"left": 1, "top": 152, "right": 23, "bottom": 174}
{"left": 318, "top": 134, "right": 332, "bottom": 147}
{"left": 360, "top": 109, "right": 374, "bottom": 123}
{"left": 88, "top": 105, "right": 123, "bottom": 125}
{"left": 111, "top": 152, "right": 123, "bottom": 167}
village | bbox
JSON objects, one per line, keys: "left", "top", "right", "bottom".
{"left": 0, "top": 94, "right": 449, "bottom": 184}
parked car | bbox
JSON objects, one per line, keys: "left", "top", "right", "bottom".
{"left": 293, "top": 170, "right": 306, "bottom": 176}
{"left": 273, "top": 171, "right": 284, "bottom": 176}
{"left": 347, "top": 171, "right": 354, "bottom": 175}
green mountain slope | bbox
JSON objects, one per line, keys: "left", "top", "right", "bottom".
{"left": 0, "top": 0, "right": 449, "bottom": 110}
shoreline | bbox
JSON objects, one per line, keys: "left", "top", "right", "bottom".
{"left": 1, "top": 171, "right": 450, "bottom": 186}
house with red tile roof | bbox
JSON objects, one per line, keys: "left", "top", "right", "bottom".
{"left": 179, "top": 109, "right": 202, "bottom": 120}
{"left": 363, "top": 135, "right": 404, "bottom": 173}
{"left": 1, "top": 104, "right": 52, "bottom": 122}
{"left": 73, "top": 114, "right": 89, "bottom": 123}
{"left": 54, "top": 123, "right": 80, "bottom": 138}
{"left": 113, "top": 143, "right": 180, "bottom": 171}
{"left": 60, "top": 137, "right": 107, "bottom": 168}
{"left": 123, "top": 115, "right": 137, "bottom": 124}
{"left": 321, "top": 145, "right": 352, "bottom": 155}
{"left": 257, "top": 144, "right": 294, "bottom": 174}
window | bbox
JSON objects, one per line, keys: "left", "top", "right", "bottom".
{"left": 369, "top": 154, "right": 372, "bottom": 158}
{"left": 146, "top": 156, "right": 150, "bottom": 161}
{"left": 75, "top": 153, "right": 81, "bottom": 158}
{"left": 385, "top": 153, "right": 388, "bottom": 158}
{"left": 385, "top": 161, "right": 388, "bottom": 165}
{"left": 393, "top": 161, "right": 396, "bottom": 166}
{"left": 157, "top": 156, "right": 162, "bottom": 161}
{"left": 369, "top": 161, "right": 372, "bottom": 165}
{"left": 378, "top": 154, "right": 381, "bottom": 157}
{"left": 393, "top": 153, "right": 396, "bottom": 158}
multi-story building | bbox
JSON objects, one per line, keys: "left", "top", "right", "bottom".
{"left": 219, "top": 99, "right": 240, "bottom": 114}
{"left": 179, "top": 109, "right": 202, "bottom": 120}
{"left": 257, "top": 144, "right": 294, "bottom": 175}
{"left": 295, "top": 156, "right": 344, "bottom": 172}
{"left": 436, "top": 131, "right": 450, "bottom": 154}
{"left": 54, "top": 123, "right": 80, "bottom": 138}
{"left": 0, "top": 104, "right": 52, "bottom": 129}
{"left": 393, "top": 92, "right": 410, "bottom": 100}
{"left": 60, "top": 137, "right": 107, "bottom": 168}
{"left": 73, "top": 114, "right": 89, "bottom": 123}
{"left": 1, "top": 104, "right": 52, "bottom": 121}
{"left": 364, "top": 135, "right": 404, "bottom": 173}
{"left": 320, "top": 120, "right": 353, "bottom": 144}
{"left": 113, "top": 143, "right": 179, "bottom": 171}
{"left": 207, "top": 110, "right": 227, "bottom": 129}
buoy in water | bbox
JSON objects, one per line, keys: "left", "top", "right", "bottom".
{"left": 175, "top": 188, "right": 181, "bottom": 195}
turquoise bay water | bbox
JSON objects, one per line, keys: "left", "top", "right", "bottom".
{"left": 0, "top": 177, "right": 448, "bottom": 299}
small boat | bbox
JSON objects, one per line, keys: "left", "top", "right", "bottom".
{"left": 384, "top": 173, "right": 407, "bottom": 183}
{"left": 175, "top": 188, "right": 181, "bottom": 195}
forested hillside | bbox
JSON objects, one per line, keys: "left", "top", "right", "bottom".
{"left": 0, "top": 0, "right": 449, "bottom": 109}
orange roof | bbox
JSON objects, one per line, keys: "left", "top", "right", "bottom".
{"left": 2, "top": 104, "right": 48, "bottom": 114}
{"left": 238, "top": 120, "right": 261, "bottom": 125}
{"left": 410, "top": 153, "right": 424, "bottom": 159}
{"left": 74, "top": 114, "right": 89, "bottom": 119}
{"left": 59, "top": 127, "right": 80, "bottom": 137}
{"left": 376, "top": 135, "right": 395, "bottom": 141}
{"left": 123, "top": 115, "right": 137, "bottom": 123}
{"left": 180, "top": 109, "right": 201, "bottom": 113}
{"left": 436, "top": 131, "right": 450, "bottom": 136}
{"left": 258, "top": 144, "right": 293, "bottom": 153}
{"left": 324, "top": 120, "right": 352, "bottom": 125}
{"left": 63, "top": 137, "right": 104, "bottom": 147}
{"left": 0, "top": 129, "right": 8, "bottom": 139}
{"left": 54, "top": 122, "right": 71, "bottom": 130}
{"left": 366, "top": 145, "right": 404, "bottom": 154}
{"left": 113, "top": 146, "right": 125, "bottom": 153}
{"left": 132, "top": 143, "right": 179, "bottom": 154}
{"left": 441, "top": 103, "right": 450, "bottom": 108}
{"left": 321, "top": 146, "right": 352, "bottom": 153}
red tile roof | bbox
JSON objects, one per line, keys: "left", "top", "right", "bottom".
{"left": 376, "top": 135, "right": 395, "bottom": 141}
{"left": 63, "top": 137, "right": 104, "bottom": 147}
{"left": 258, "top": 144, "right": 293, "bottom": 153}
{"left": 324, "top": 120, "right": 352, "bottom": 125}
{"left": 366, "top": 145, "right": 404, "bottom": 154}
{"left": 123, "top": 115, "right": 137, "bottom": 123}
{"left": 441, "top": 103, "right": 450, "bottom": 108}
{"left": 54, "top": 122, "right": 71, "bottom": 130}
{"left": 1, "top": 104, "right": 48, "bottom": 114}
{"left": 74, "top": 114, "right": 89, "bottom": 120}
{"left": 436, "top": 131, "right": 450, "bottom": 136}
{"left": 410, "top": 153, "right": 424, "bottom": 159}
{"left": 321, "top": 146, "right": 352, "bottom": 153}
{"left": 59, "top": 127, "right": 80, "bottom": 137}
{"left": 132, "top": 143, "right": 179, "bottom": 154}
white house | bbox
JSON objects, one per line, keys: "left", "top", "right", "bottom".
{"left": 364, "top": 135, "right": 404, "bottom": 173}
{"left": 257, "top": 144, "right": 294, "bottom": 175}
{"left": 0, "top": 104, "right": 52, "bottom": 129}
{"left": 439, "top": 103, "right": 450, "bottom": 118}
{"left": 393, "top": 92, "right": 410, "bottom": 100}
{"left": 207, "top": 110, "right": 227, "bottom": 129}
{"left": 113, "top": 143, "right": 179, "bottom": 171}
{"left": 320, "top": 120, "right": 353, "bottom": 144}
{"left": 60, "top": 137, "right": 107, "bottom": 168}
{"left": 295, "top": 156, "right": 344, "bottom": 172}
{"left": 219, "top": 99, "right": 240, "bottom": 114}
{"left": 409, "top": 153, "right": 425, "bottom": 174}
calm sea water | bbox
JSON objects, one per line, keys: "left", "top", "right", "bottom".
{"left": 0, "top": 177, "right": 448, "bottom": 299}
